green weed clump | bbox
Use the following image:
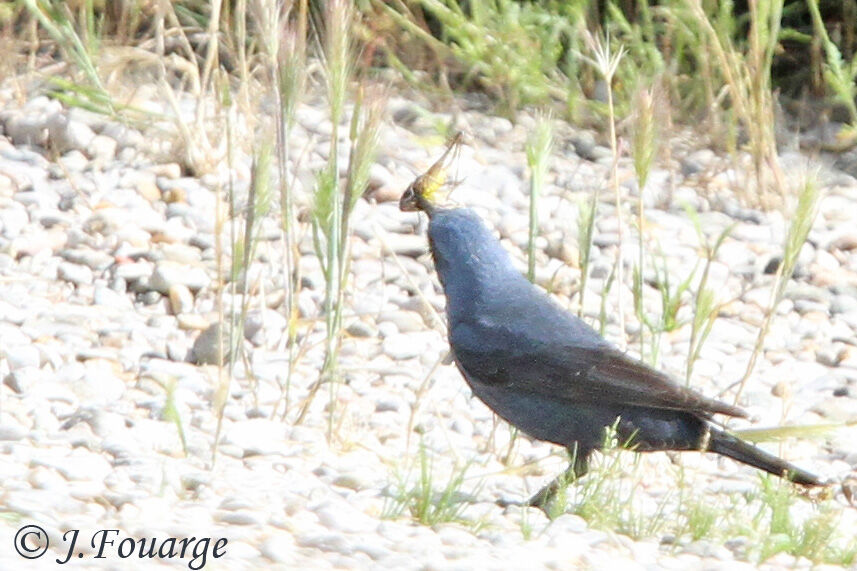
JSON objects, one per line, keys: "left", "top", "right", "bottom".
{"left": 383, "top": 442, "right": 485, "bottom": 529}
{"left": 525, "top": 112, "right": 554, "bottom": 282}
{"left": 547, "top": 442, "right": 854, "bottom": 566}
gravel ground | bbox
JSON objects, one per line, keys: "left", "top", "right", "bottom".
{"left": 1, "top": 80, "right": 856, "bottom": 570}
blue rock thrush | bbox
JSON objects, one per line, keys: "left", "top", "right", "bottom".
{"left": 399, "top": 135, "right": 822, "bottom": 509}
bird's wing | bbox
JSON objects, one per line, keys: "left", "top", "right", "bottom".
{"left": 453, "top": 337, "right": 747, "bottom": 419}
{"left": 576, "top": 345, "right": 746, "bottom": 418}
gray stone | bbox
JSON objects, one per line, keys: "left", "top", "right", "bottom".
{"left": 571, "top": 131, "right": 598, "bottom": 161}
{"left": 681, "top": 149, "right": 716, "bottom": 176}
{"left": 6, "top": 114, "right": 49, "bottom": 146}
{"left": 3, "top": 344, "right": 41, "bottom": 369}
{"left": 4, "top": 367, "right": 51, "bottom": 395}
{"left": 35, "top": 448, "right": 112, "bottom": 482}
{"left": 346, "top": 320, "right": 377, "bottom": 338}
{"left": 297, "top": 290, "right": 317, "bottom": 318}
{"left": 0, "top": 423, "right": 27, "bottom": 441}
{"left": 190, "top": 323, "right": 229, "bottom": 365}
{"left": 159, "top": 243, "right": 203, "bottom": 265}
{"left": 216, "top": 511, "right": 264, "bottom": 525}
{"left": 114, "top": 261, "right": 153, "bottom": 281}
{"left": 10, "top": 229, "right": 67, "bottom": 258}
{"left": 296, "top": 533, "right": 354, "bottom": 555}
{"left": 314, "top": 500, "right": 379, "bottom": 535}
{"left": 87, "top": 134, "right": 118, "bottom": 162}
{"left": 384, "top": 234, "right": 427, "bottom": 258}
{"left": 60, "top": 248, "right": 113, "bottom": 271}
{"left": 47, "top": 113, "right": 96, "bottom": 153}
{"left": 244, "top": 309, "right": 288, "bottom": 346}
{"left": 222, "top": 418, "right": 290, "bottom": 456}
{"left": 168, "top": 284, "right": 194, "bottom": 315}
{"left": 831, "top": 293, "right": 857, "bottom": 315}
{"left": 57, "top": 261, "right": 94, "bottom": 285}
{"left": 71, "top": 360, "right": 127, "bottom": 404}
{"left": 149, "top": 261, "right": 210, "bottom": 293}
{"left": 93, "top": 285, "right": 133, "bottom": 308}
{"left": 102, "top": 123, "right": 145, "bottom": 149}
{"left": 382, "top": 333, "right": 421, "bottom": 360}
{"left": 259, "top": 534, "right": 297, "bottom": 563}
{"left": 378, "top": 311, "right": 424, "bottom": 333}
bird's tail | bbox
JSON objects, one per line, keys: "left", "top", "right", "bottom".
{"left": 707, "top": 427, "right": 823, "bottom": 486}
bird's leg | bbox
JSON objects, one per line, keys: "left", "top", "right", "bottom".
{"left": 525, "top": 454, "right": 589, "bottom": 514}
{"left": 498, "top": 447, "right": 590, "bottom": 516}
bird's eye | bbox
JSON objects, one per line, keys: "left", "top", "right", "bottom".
{"left": 399, "top": 184, "right": 419, "bottom": 211}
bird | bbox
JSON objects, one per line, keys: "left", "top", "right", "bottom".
{"left": 399, "top": 134, "right": 823, "bottom": 510}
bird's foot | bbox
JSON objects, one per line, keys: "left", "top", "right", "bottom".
{"left": 525, "top": 486, "right": 559, "bottom": 511}
{"left": 496, "top": 497, "right": 525, "bottom": 508}
{"left": 495, "top": 486, "right": 563, "bottom": 517}
{"left": 497, "top": 461, "right": 586, "bottom": 517}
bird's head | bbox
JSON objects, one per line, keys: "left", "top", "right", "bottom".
{"left": 399, "top": 133, "right": 463, "bottom": 216}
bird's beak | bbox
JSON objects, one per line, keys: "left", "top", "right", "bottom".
{"left": 399, "top": 132, "right": 463, "bottom": 216}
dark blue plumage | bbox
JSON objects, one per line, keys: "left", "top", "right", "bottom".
{"left": 419, "top": 206, "right": 821, "bottom": 499}
{"left": 397, "top": 138, "right": 822, "bottom": 506}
